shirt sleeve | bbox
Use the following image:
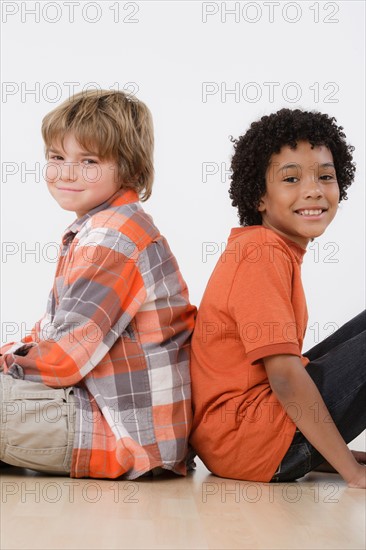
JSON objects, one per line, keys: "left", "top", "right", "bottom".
{"left": 2, "top": 228, "right": 145, "bottom": 387}
{"left": 227, "top": 241, "right": 301, "bottom": 364}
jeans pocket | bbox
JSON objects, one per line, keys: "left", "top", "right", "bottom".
{"left": 1, "top": 378, "right": 75, "bottom": 473}
{"left": 6, "top": 396, "right": 69, "bottom": 449}
{"left": 273, "top": 442, "right": 311, "bottom": 482}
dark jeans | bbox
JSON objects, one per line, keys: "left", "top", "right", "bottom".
{"left": 271, "top": 310, "right": 366, "bottom": 482}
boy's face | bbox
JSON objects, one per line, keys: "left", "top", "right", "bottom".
{"left": 258, "top": 140, "right": 340, "bottom": 248}
{"left": 45, "top": 132, "right": 122, "bottom": 218}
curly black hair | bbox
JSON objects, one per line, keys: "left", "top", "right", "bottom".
{"left": 229, "top": 108, "right": 356, "bottom": 226}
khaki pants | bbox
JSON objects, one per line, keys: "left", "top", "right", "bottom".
{"left": 0, "top": 374, "right": 76, "bottom": 475}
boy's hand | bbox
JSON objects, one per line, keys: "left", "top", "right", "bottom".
{"left": 347, "top": 464, "right": 366, "bottom": 489}
{"left": 13, "top": 344, "right": 33, "bottom": 357}
{"left": 0, "top": 343, "right": 34, "bottom": 372}
{"left": 263, "top": 354, "right": 366, "bottom": 489}
{"left": 351, "top": 450, "right": 366, "bottom": 465}
{"left": 314, "top": 450, "right": 366, "bottom": 473}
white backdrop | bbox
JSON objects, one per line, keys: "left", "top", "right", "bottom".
{"left": 1, "top": 1, "right": 365, "bottom": 448}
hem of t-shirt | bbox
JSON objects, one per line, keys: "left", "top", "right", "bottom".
{"left": 260, "top": 424, "right": 298, "bottom": 482}
{"left": 73, "top": 460, "right": 187, "bottom": 480}
{"left": 194, "top": 422, "right": 297, "bottom": 483}
{"left": 247, "top": 342, "right": 301, "bottom": 365}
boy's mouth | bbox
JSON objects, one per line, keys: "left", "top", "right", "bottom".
{"left": 295, "top": 208, "right": 327, "bottom": 217}
{"left": 57, "top": 187, "right": 84, "bottom": 192}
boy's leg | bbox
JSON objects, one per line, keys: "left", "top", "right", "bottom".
{"left": 0, "top": 374, "right": 76, "bottom": 475}
{"left": 271, "top": 323, "right": 366, "bottom": 482}
{"left": 303, "top": 309, "right": 365, "bottom": 361}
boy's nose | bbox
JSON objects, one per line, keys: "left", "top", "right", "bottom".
{"left": 303, "top": 178, "right": 324, "bottom": 198}
{"left": 60, "top": 161, "right": 79, "bottom": 182}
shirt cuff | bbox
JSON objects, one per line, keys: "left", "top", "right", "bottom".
{"left": 247, "top": 342, "right": 302, "bottom": 365}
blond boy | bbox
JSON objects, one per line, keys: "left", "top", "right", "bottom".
{"left": 0, "top": 90, "right": 196, "bottom": 479}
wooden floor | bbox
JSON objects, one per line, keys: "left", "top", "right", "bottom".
{"left": 1, "top": 458, "right": 365, "bottom": 550}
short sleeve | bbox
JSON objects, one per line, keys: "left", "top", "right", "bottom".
{"left": 227, "top": 241, "right": 301, "bottom": 364}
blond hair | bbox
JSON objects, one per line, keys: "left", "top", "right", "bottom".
{"left": 41, "top": 89, "right": 154, "bottom": 201}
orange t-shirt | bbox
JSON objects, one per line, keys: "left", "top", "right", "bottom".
{"left": 190, "top": 226, "right": 309, "bottom": 482}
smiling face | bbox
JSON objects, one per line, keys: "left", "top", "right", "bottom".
{"left": 45, "top": 132, "right": 122, "bottom": 218}
{"left": 258, "top": 140, "right": 340, "bottom": 248}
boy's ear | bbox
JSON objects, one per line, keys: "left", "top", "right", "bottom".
{"left": 257, "top": 197, "right": 266, "bottom": 212}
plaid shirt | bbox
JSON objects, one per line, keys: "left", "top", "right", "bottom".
{"left": 1, "top": 189, "right": 196, "bottom": 479}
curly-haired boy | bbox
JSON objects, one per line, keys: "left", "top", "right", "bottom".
{"left": 190, "top": 108, "right": 366, "bottom": 488}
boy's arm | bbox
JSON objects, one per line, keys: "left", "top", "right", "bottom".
{"left": 2, "top": 230, "right": 144, "bottom": 387}
{"left": 264, "top": 354, "right": 366, "bottom": 488}
{"left": 0, "top": 313, "right": 47, "bottom": 370}
{"left": 0, "top": 313, "right": 47, "bottom": 355}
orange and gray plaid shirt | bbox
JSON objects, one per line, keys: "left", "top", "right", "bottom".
{"left": 1, "top": 189, "right": 196, "bottom": 479}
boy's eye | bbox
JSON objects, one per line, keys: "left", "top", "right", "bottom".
{"left": 47, "top": 156, "right": 98, "bottom": 164}
{"left": 319, "top": 174, "right": 336, "bottom": 181}
{"left": 83, "top": 159, "right": 98, "bottom": 165}
{"left": 49, "top": 155, "right": 63, "bottom": 161}
{"left": 283, "top": 176, "right": 298, "bottom": 183}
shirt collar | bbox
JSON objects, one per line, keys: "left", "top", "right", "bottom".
{"left": 61, "top": 188, "right": 139, "bottom": 246}
{"left": 229, "top": 226, "right": 307, "bottom": 264}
